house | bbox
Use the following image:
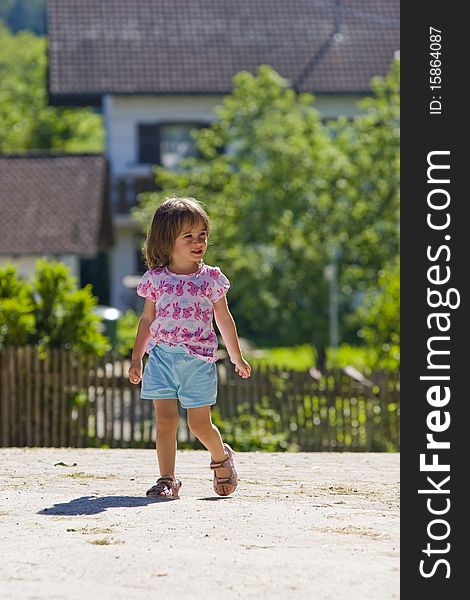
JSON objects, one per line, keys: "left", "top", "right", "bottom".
{"left": 0, "top": 154, "right": 113, "bottom": 302}
{"left": 45, "top": 0, "right": 399, "bottom": 310}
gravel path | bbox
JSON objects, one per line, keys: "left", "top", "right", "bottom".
{"left": 0, "top": 448, "right": 399, "bottom": 599}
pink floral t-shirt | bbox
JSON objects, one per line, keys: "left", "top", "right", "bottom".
{"left": 136, "top": 263, "right": 230, "bottom": 362}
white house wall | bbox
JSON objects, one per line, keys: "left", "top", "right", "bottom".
{"left": 104, "top": 95, "right": 222, "bottom": 176}
{"left": 103, "top": 93, "right": 363, "bottom": 176}
{"left": 0, "top": 255, "right": 79, "bottom": 281}
{"left": 109, "top": 221, "right": 142, "bottom": 309}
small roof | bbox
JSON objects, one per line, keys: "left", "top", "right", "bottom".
{"left": 47, "top": 0, "right": 399, "bottom": 106}
{"left": 0, "top": 154, "right": 112, "bottom": 256}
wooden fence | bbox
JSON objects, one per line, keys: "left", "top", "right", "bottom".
{"left": 0, "top": 347, "right": 400, "bottom": 451}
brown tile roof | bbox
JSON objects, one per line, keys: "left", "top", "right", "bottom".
{"left": 0, "top": 154, "right": 113, "bottom": 256}
{"left": 47, "top": 0, "right": 399, "bottom": 106}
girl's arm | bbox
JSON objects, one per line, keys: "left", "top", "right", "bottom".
{"left": 214, "top": 296, "right": 251, "bottom": 378}
{"left": 128, "top": 299, "right": 155, "bottom": 384}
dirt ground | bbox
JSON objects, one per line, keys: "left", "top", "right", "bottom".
{"left": 0, "top": 448, "right": 399, "bottom": 599}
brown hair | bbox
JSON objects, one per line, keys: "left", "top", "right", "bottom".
{"left": 143, "top": 197, "right": 210, "bottom": 269}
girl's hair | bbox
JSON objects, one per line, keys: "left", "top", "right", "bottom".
{"left": 143, "top": 197, "right": 210, "bottom": 269}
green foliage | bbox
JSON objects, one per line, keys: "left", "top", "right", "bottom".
{"left": 327, "top": 258, "right": 400, "bottom": 372}
{"left": 0, "top": 260, "right": 109, "bottom": 355}
{"left": 211, "top": 404, "right": 296, "bottom": 452}
{"left": 0, "top": 265, "right": 35, "bottom": 347}
{"left": 326, "top": 344, "right": 379, "bottom": 374}
{"left": 134, "top": 61, "right": 400, "bottom": 357}
{"left": 248, "top": 344, "right": 317, "bottom": 371}
{"left": 333, "top": 58, "right": 400, "bottom": 339}
{"left": 116, "top": 309, "right": 140, "bottom": 357}
{"left": 0, "top": 22, "right": 103, "bottom": 152}
{"left": 354, "top": 256, "right": 400, "bottom": 369}
{"left": 134, "top": 65, "right": 344, "bottom": 349}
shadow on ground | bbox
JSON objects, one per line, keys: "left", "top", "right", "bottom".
{"left": 38, "top": 494, "right": 230, "bottom": 515}
{"left": 37, "top": 495, "right": 176, "bottom": 515}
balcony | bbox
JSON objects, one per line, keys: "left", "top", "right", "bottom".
{"left": 110, "top": 174, "right": 157, "bottom": 215}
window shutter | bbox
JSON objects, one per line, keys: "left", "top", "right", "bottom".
{"left": 138, "top": 124, "right": 160, "bottom": 164}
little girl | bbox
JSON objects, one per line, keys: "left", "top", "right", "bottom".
{"left": 128, "top": 197, "right": 251, "bottom": 499}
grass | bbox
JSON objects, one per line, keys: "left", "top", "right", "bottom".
{"left": 312, "top": 526, "right": 389, "bottom": 540}
{"left": 87, "top": 536, "right": 124, "bottom": 546}
{"left": 67, "top": 526, "right": 113, "bottom": 534}
{"left": 61, "top": 472, "right": 118, "bottom": 479}
{"left": 247, "top": 344, "right": 316, "bottom": 371}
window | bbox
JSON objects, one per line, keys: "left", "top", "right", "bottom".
{"left": 138, "top": 122, "right": 207, "bottom": 168}
{"left": 138, "top": 124, "right": 160, "bottom": 164}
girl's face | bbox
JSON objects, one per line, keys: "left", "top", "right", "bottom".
{"left": 171, "top": 220, "right": 208, "bottom": 267}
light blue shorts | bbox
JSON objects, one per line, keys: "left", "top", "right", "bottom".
{"left": 140, "top": 343, "right": 217, "bottom": 409}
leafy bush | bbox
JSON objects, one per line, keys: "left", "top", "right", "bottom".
{"left": 210, "top": 403, "right": 297, "bottom": 452}
{"left": 0, "top": 265, "right": 35, "bottom": 347}
{"left": 326, "top": 344, "right": 379, "bottom": 374}
{"left": 246, "top": 344, "right": 317, "bottom": 371}
{"left": 116, "top": 309, "right": 140, "bottom": 356}
{"left": 0, "top": 259, "right": 108, "bottom": 355}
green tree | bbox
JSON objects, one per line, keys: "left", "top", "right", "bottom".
{"left": 334, "top": 58, "right": 400, "bottom": 341}
{"left": 0, "top": 23, "right": 103, "bottom": 152}
{"left": 133, "top": 62, "right": 399, "bottom": 357}
{"left": 355, "top": 257, "right": 400, "bottom": 368}
{"left": 134, "top": 66, "right": 346, "bottom": 350}
{"left": 0, "top": 260, "right": 109, "bottom": 355}
{"left": 327, "top": 257, "right": 400, "bottom": 371}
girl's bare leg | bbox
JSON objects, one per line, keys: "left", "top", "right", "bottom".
{"left": 186, "top": 405, "right": 232, "bottom": 493}
{"left": 153, "top": 399, "right": 180, "bottom": 477}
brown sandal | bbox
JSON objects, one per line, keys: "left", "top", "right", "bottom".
{"left": 146, "top": 476, "right": 182, "bottom": 499}
{"left": 210, "top": 443, "right": 238, "bottom": 496}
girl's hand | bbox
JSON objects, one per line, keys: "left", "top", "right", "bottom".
{"left": 128, "top": 359, "right": 143, "bottom": 384}
{"left": 234, "top": 358, "right": 252, "bottom": 379}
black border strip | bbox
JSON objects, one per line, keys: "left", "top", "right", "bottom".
{"left": 401, "top": 4, "right": 466, "bottom": 595}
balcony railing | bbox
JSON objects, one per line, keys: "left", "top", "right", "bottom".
{"left": 110, "top": 175, "right": 157, "bottom": 215}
